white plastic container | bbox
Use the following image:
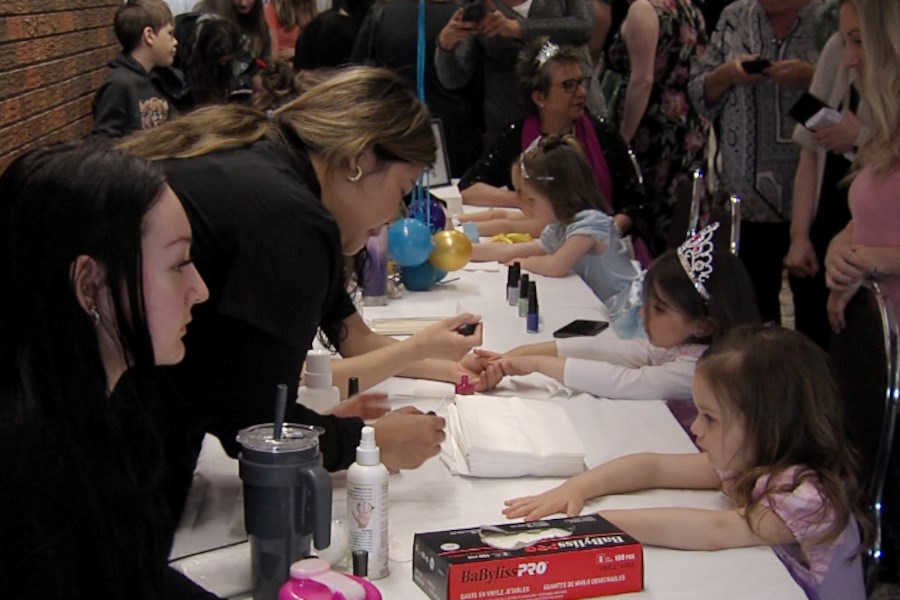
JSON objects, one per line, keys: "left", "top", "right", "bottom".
{"left": 345, "top": 426, "right": 389, "bottom": 580}
{"left": 298, "top": 349, "right": 340, "bottom": 413}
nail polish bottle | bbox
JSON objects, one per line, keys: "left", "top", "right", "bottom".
{"left": 506, "top": 262, "right": 521, "bottom": 304}
{"left": 517, "top": 274, "right": 530, "bottom": 317}
{"left": 455, "top": 375, "right": 475, "bottom": 395}
{"left": 526, "top": 282, "right": 539, "bottom": 334}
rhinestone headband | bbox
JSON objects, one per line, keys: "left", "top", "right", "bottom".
{"left": 535, "top": 40, "right": 560, "bottom": 68}
{"left": 677, "top": 222, "right": 719, "bottom": 301}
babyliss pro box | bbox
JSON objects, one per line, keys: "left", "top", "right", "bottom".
{"left": 412, "top": 514, "right": 643, "bottom": 600}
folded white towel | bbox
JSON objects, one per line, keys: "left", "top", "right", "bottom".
{"left": 441, "top": 395, "right": 586, "bottom": 478}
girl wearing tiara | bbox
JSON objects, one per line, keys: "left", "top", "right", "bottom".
{"left": 493, "top": 224, "right": 760, "bottom": 400}
{"left": 504, "top": 325, "right": 869, "bottom": 600}
{"left": 456, "top": 37, "right": 646, "bottom": 253}
{"left": 471, "top": 134, "right": 641, "bottom": 307}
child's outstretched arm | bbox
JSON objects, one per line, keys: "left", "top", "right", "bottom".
{"left": 600, "top": 504, "right": 795, "bottom": 551}
{"left": 470, "top": 240, "right": 545, "bottom": 263}
{"left": 503, "top": 453, "right": 719, "bottom": 521}
{"left": 518, "top": 234, "right": 602, "bottom": 277}
{"left": 476, "top": 217, "right": 545, "bottom": 239}
{"left": 503, "top": 341, "right": 559, "bottom": 357}
{"left": 496, "top": 355, "right": 565, "bottom": 382}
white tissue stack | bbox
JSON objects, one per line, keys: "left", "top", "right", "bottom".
{"left": 442, "top": 394, "right": 586, "bottom": 478}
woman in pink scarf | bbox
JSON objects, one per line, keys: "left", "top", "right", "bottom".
{"left": 457, "top": 38, "right": 649, "bottom": 263}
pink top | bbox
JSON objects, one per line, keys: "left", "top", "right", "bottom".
{"left": 264, "top": 2, "right": 302, "bottom": 57}
{"left": 718, "top": 467, "right": 865, "bottom": 600}
{"left": 849, "top": 165, "right": 900, "bottom": 320}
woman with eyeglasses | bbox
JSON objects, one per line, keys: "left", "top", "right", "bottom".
{"left": 605, "top": 0, "right": 707, "bottom": 256}
{"left": 458, "top": 38, "right": 646, "bottom": 248}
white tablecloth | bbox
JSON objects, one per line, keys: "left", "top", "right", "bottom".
{"left": 170, "top": 264, "right": 804, "bottom": 600}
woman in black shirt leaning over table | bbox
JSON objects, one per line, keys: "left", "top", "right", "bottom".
{"left": 0, "top": 143, "right": 215, "bottom": 599}
{"left": 119, "top": 67, "right": 490, "bottom": 521}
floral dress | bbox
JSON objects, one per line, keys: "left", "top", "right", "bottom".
{"left": 607, "top": 0, "right": 708, "bottom": 254}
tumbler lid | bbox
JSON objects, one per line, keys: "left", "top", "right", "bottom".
{"left": 237, "top": 423, "right": 324, "bottom": 453}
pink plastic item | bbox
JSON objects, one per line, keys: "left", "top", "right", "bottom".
{"left": 278, "top": 558, "right": 382, "bottom": 600}
{"left": 455, "top": 375, "right": 475, "bottom": 395}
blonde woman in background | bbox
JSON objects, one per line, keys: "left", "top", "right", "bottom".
{"left": 825, "top": 0, "right": 900, "bottom": 332}
{"left": 118, "top": 70, "right": 489, "bottom": 529}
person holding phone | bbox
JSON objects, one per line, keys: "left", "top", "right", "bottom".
{"left": 785, "top": 0, "right": 871, "bottom": 349}
{"left": 435, "top": 0, "right": 605, "bottom": 143}
{"left": 688, "top": 0, "right": 821, "bottom": 325}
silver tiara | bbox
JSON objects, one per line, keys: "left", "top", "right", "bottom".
{"left": 677, "top": 222, "right": 719, "bottom": 301}
{"left": 535, "top": 40, "right": 560, "bottom": 68}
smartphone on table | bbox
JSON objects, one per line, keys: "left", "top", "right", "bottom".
{"left": 553, "top": 319, "right": 609, "bottom": 339}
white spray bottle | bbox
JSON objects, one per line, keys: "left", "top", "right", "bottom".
{"left": 346, "top": 426, "right": 389, "bottom": 580}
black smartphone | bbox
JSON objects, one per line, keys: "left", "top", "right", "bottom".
{"left": 461, "top": 0, "right": 486, "bottom": 22}
{"left": 788, "top": 92, "right": 832, "bottom": 124}
{"left": 741, "top": 58, "right": 772, "bottom": 74}
{"left": 553, "top": 319, "right": 609, "bottom": 339}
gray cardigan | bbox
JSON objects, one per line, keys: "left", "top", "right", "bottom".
{"left": 435, "top": 0, "right": 605, "bottom": 139}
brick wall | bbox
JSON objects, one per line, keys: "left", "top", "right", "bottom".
{"left": 0, "top": 0, "right": 121, "bottom": 171}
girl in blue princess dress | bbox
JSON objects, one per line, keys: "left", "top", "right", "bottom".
{"left": 470, "top": 134, "right": 640, "bottom": 306}
{"left": 504, "top": 325, "right": 870, "bottom": 600}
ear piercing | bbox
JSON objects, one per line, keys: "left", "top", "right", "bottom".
{"left": 347, "top": 165, "right": 364, "bottom": 183}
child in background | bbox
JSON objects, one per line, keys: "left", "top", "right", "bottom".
{"left": 264, "top": 0, "right": 317, "bottom": 61}
{"left": 92, "top": 0, "right": 182, "bottom": 137}
{"left": 197, "top": 0, "right": 273, "bottom": 90}
{"left": 470, "top": 135, "right": 640, "bottom": 306}
{"left": 504, "top": 325, "right": 869, "bottom": 600}
{"left": 493, "top": 224, "right": 759, "bottom": 400}
{"left": 181, "top": 17, "right": 242, "bottom": 109}
{"left": 457, "top": 206, "right": 546, "bottom": 240}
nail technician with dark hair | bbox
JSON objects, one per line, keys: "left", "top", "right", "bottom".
{"left": 120, "top": 67, "right": 486, "bottom": 520}
{"left": 0, "top": 143, "right": 216, "bottom": 598}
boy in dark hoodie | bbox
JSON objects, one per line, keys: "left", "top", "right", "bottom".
{"left": 92, "top": 0, "right": 183, "bottom": 137}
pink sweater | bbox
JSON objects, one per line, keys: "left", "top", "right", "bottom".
{"left": 849, "top": 165, "right": 900, "bottom": 319}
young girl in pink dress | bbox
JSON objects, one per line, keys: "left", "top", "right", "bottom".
{"left": 504, "top": 325, "right": 870, "bottom": 600}
{"left": 825, "top": 0, "right": 900, "bottom": 332}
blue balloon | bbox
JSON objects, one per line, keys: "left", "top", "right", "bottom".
{"left": 433, "top": 269, "right": 447, "bottom": 283}
{"left": 408, "top": 199, "right": 447, "bottom": 233}
{"left": 387, "top": 218, "right": 434, "bottom": 267}
{"left": 402, "top": 262, "right": 436, "bottom": 291}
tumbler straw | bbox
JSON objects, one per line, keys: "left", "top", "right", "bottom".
{"left": 273, "top": 383, "right": 287, "bottom": 440}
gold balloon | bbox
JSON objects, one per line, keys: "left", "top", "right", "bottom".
{"left": 429, "top": 230, "right": 473, "bottom": 271}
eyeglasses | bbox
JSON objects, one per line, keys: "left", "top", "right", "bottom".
{"left": 555, "top": 77, "right": 591, "bottom": 93}
{"left": 519, "top": 153, "right": 555, "bottom": 182}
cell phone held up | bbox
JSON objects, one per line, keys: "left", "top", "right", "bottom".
{"left": 552, "top": 319, "right": 609, "bottom": 339}
{"left": 740, "top": 58, "right": 772, "bottom": 74}
{"left": 461, "top": 0, "right": 486, "bottom": 22}
{"left": 789, "top": 92, "right": 843, "bottom": 132}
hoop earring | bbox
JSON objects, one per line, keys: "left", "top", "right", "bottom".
{"left": 346, "top": 165, "right": 364, "bottom": 183}
{"left": 87, "top": 305, "right": 101, "bottom": 325}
